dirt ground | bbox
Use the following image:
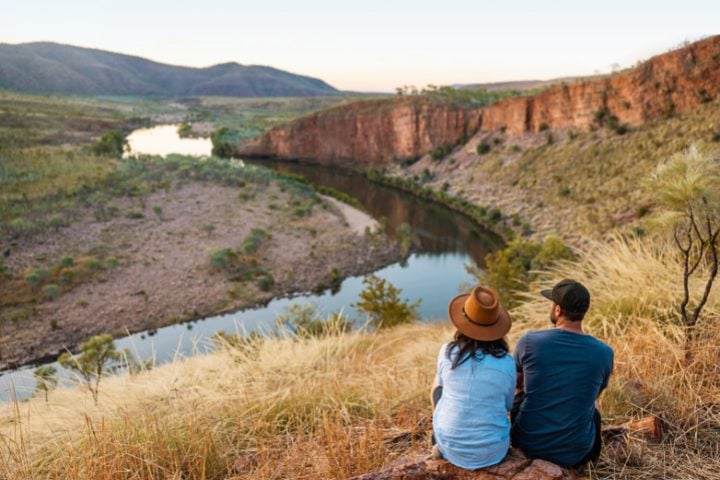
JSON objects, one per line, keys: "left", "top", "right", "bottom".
{"left": 0, "top": 181, "right": 400, "bottom": 370}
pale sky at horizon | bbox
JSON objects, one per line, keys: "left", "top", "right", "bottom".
{"left": 1, "top": 1, "right": 717, "bottom": 92}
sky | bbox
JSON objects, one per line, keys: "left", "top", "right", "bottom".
{"left": 1, "top": 0, "right": 717, "bottom": 92}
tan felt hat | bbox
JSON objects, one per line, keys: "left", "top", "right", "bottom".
{"left": 448, "top": 285, "right": 512, "bottom": 341}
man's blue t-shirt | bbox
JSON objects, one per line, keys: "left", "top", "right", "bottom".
{"left": 513, "top": 329, "right": 613, "bottom": 467}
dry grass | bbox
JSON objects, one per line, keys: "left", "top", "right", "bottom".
{"left": 2, "top": 236, "right": 720, "bottom": 479}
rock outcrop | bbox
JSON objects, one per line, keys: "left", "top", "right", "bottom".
{"left": 239, "top": 36, "right": 720, "bottom": 165}
{"left": 348, "top": 449, "right": 574, "bottom": 480}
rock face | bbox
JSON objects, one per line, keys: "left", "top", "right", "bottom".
{"left": 348, "top": 448, "right": 576, "bottom": 480}
{"left": 240, "top": 35, "right": 720, "bottom": 165}
{"left": 239, "top": 97, "right": 482, "bottom": 165}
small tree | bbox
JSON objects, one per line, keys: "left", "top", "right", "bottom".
{"left": 58, "top": 334, "right": 123, "bottom": 404}
{"left": 354, "top": 275, "right": 419, "bottom": 329}
{"left": 648, "top": 146, "right": 720, "bottom": 345}
{"left": 33, "top": 366, "right": 58, "bottom": 403}
{"left": 91, "top": 130, "right": 128, "bottom": 157}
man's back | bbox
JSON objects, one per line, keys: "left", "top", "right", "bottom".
{"left": 512, "top": 329, "right": 613, "bottom": 467}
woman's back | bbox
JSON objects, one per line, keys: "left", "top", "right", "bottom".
{"left": 432, "top": 342, "right": 516, "bottom": 469}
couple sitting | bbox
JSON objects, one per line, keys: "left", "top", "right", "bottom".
{"left": 431, "top": 279, "right": 614, "bottom": 470}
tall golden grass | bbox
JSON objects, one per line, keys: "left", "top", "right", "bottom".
{"left": 1, "top": 235, "right": 719, "bottom": 479}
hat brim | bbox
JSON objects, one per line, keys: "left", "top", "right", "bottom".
{"left": 540, "top": 289, "right": 553, "bottom": 301}
{"left": 448, "top": 293, "right": 512, "bottom": 341}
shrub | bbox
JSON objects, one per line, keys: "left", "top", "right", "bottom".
{"left": 24, "top": 272, "right": 41, "bottom": 288}
{"left": 177, "top": 123, "right": 192, "bottom": 138}
{"left": 59, "top": 270, "right": 75, "bottom": 284}
{"left": 559, "top": 186, "right": 571, "bottom": 197}
{"left": 49, "top": 215, "right": 68, "bottom": 232}
{"left": 209, "top": 248, "right": 235, "bottom": 270}
{"left": 353, "top": 274, "right": 419, "bottom": 329}
{"left": 107, "top": 256, "right": 120, "bottom": 268}
{"left": 430, "top": 144, "right": 451, "bottom": 161}
{"left": 42, "top": 284, "right": 61, "bottom": 300}
{"left": 275, "top": 303, "right": 351, "bottom": 338}
{"left": 243, "top": 228, "right": 269, "bottom": 254}
{"left": 210, "top": 128, "right": 235, "bottom": 158}
{"left": 476, "top": 142, "right": 491, "bottom": 155}
{"left": 256, "top": 273, "right": 275, "bottom": 291}
{"left": 91, "top": 130, "right": 127, "bottom": 157}
{"left": 202, "top": 224, "right": 216, "bottom": 235}
{"left": 59, "top": 256, "right": 75, "bottom": 268}
{"left": 9, "top": 218, "right": 32, "bottom": 235}
{"left": 85, "top": 257, "right": 102, "bottom": 271}
{"left": 126, "top": 211, "right": 144, "bottom": 219}
{"left": 472, "top": 236, "right": 575, "bottom": 308}
{"left": 538, "top": 122, "right": 549, "bottom": 132}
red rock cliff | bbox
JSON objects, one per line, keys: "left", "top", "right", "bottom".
{"left": 239, "top": 97, "right": 481, "bottom": 165}
{"left": 239, "top": 36, "right": 720, "bottom": 165}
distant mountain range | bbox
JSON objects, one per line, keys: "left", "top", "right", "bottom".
{"left": 0, "top": 42, "right": 341, "bottom": 97}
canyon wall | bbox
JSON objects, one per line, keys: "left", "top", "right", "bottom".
{"left": 239, "top": 36, "right": 720, "bottom": 165}
{"left": 239, "top": 97, "right": 481, "bottom": 165}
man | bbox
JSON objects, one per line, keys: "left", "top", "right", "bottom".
{"left": 511, "top": 279, "right": 613, "bottom": 469}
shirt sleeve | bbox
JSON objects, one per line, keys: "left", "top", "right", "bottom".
{"left": 513, "top": 335, "right": 526, "bottom": 373}
{"left": 599, "top": 349, "right": 614, "bottom": 392}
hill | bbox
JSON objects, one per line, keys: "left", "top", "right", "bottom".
{"left": 0, "top": 42, "right": 340, "bottom": 97}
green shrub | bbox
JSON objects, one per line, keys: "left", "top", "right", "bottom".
{"left": 275, "top": 303, "right": 351, "bottom": 338}
{"left": 126, "top": 211, "right": 144, "bottom": 219}
{"left": 42, "top": 284, "right": 61, "bottom": 300}
{"left": 256, "top": 273, "right": 275, "bottom": 291}
{"left": 353, "top": 275, "right": 419, "bottom": 329}
{"left": 210, "top": 128, "right": 235, "bottom": 158}
{"left": 91, "top": 130, "right": 127, "bottom": 157}
{"left": 59, "top": 256, "right": 75, "bottom": 268}
{"left": 430, "top": 144, "right": 452, "bottom": 161}
{"left": 210, "top": 248, "right": 236, "bottom": 270}
{"left": 559, "top": 186, "right": 571, "bottom": 197}
{"left": 177, "top": 123, "right": 192, "bottom": 138}
{"left": 59, "top": 270, "right": 75, "bottom": 284}
{"left": 49, "top": 215, "right": 68, "bottom": 232}
{"left": 243, "top": 228, "right": 268, "bottom": 254}
{"left": 476, "top": 142, "right": 491, "bottom": 155}
{"left": 85, "top": 257, "right": 102, "bottom": 271}
{"left": 538, "top": 122, "right": 549, "bottom": 132}
{"left": 474, "top": 236, "right": 576, "bottom": 308}
{"left": 24, "top": 272, "right": 41, "bottom": 288}
{"left": 107, "top": 256, "right": 120, "bottom": 268}
{"left": 9, "top": 218, "right": 32, "bottom": 235}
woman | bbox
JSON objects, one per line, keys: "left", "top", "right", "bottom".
{"left": 431, "top": 285, "right": 516, "bottom": 470}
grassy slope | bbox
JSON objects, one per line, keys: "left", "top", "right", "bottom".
{"left": 406, "top": 98, "right": 720, "bottom": 241}
{"left": 2, "top": 236, "right": 719, "bottom": 479}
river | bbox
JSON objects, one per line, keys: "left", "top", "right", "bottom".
{"left": 0, "top": 124, "right": 501, "bottom": 402}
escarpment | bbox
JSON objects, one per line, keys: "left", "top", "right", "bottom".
{"left": 239, "top": 97, "right": 482, "bottom": 165}
{"left": 239, "top": 35, "right": 720, "bottom": 165}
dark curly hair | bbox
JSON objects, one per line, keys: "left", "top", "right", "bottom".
{"left": 446, "top": 330, "right": 509, "bottom": 369}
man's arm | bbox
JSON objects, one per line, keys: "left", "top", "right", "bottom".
{"left": 516, "top": 372, "right": 524, "bottom": 393}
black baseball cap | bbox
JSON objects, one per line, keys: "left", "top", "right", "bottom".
{"left": 540, "top": 279, "right": 590, "bottom": 315}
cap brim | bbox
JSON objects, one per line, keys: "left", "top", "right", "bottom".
{"left": 540, "top": 289, "right": 553, "bottom": 301}
{"left": 448, "top": 293, "right": 512, "bottom": 341}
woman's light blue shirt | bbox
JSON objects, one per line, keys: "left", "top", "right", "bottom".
{"left": 432, "top": 342, "right": 516, "bottom": 470}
